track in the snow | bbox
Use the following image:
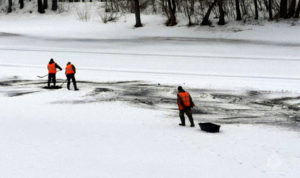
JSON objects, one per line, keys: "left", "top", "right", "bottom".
{"left": 0, "top": 47, "right": 300, "bottom": 62}
{"left": 1, "top": 63, "right": 300, "bottom": 81}
{"left": 2, "top": 32, "right": 300, "bottom": 46}
{"left": 1, "top": 79, "right": 299, "bottom": 129}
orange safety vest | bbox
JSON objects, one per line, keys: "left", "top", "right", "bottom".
{"left": 48, "top": 63, "right": 56, "bottom": 74}
{"left": 177, "top": 92, "right": 191, "bottom": 110}
{"left": 65, "top": 64, "right": 75, "bottom": 74}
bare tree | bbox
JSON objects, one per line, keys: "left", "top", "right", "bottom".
{"left": 183, "top": 0, "right": 195, "bottom": 26}
{"left": 295, "top": 0, "right": 300, "bottom": 18}
{"left": 43, "top": 0, "right": 48, "bottom": 9}
{"left": 8, "top": 0, "right": 12, "bottom": 13}
{"left": 38, "top": 0, "right": 45, "bottom": 13}
{"left": 201, "top": 0, "right": 218, "bottom": 25}
{"left": 8, "top": 0, "right": 295, "bottom": 23}
{"left": 288, "top": 0, "right": 296, "bottom": 18}
{"left": 240, "top": 0, "right": 248, "bottom": 16}
{"left": 254, "top": 0, "right": 259, "bottom": 19}
{"left": 134, "top": 0, "right": 143, "bottom": 27}
{"left": 218, "top": 0, "right": 225, "bottom": 25}
{"left": 280, "top": 0, "right": 287, "bottom": 18}
{"left": 166, "top": 0, "right": 177, "bottom": 26}
{"left": 269, "top": 0, "right": 273, "bottom": 20}
{"left": 19, "top": 0, "right": 24, "bottom": 9}
{"left": 52, "top": 0, "right": 58, "bottom": 11}
{"left": 235, "top": 0, "right": 242, "bottom": 20}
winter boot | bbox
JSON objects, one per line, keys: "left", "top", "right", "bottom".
{"left": 74, "top": 83, "right": 79, "bottom": 91}
{"left": 189, "top": 119, "right": 195, "bottom": 127}
{"left": 179, "top": 115, "right": 185, "bottom": 126}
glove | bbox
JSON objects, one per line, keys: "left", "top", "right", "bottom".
{"left": 191, "top": 102, "right": 195, "bottom": 108}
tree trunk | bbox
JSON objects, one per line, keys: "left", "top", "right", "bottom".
{"left": 38, "top": 0, "right": 45, "bottom": 13}
{"left": 218, "top": 0, "right": 225, "bottom": 25}
{"left": 295, "top": 0, "right": 300, "bottom": 18}
{"left": 241, "top": 0, "right": 248, "bottom": 15}
{"left": 8, "top": 0, "right": 12, "bottom": 13}
{"left": 263, "top": 0, "right": 269, "bottom": 11}
{"left": 166, "top": 0, "right": 177, "bottom": 26}
{"left": 280, "top": 0, "right": 288, "bottom": 18}
{"left": 288, "top": 0, "right": 296, "bottom": 18}
{"left": 190, "top": 0, "right": 195, "bottom": 14}
{"left": 43, "top": 0, "right": 48, "bottom": 9}
{"left": 52, "top": 0, "right": 58, "bottom": 11}
{"left": 201, "top": 0, "right": 218, "bottom": 25}
{"left": 254, "top": 0, "right": 258, "bottom": 19}
{"left": 235, "top": 0, "right": 242, "bottom": 20}
{"left": 269, "top": 0, "right": 273, "bottom": 20}
{"left": 19, "top": 0, "right": 24, "bottom": 9}
{"left": 184, "top": 0, "right": 194, "bottom": 26}
{"left": 134, "top": 0, "right": 143, "bottom": 27}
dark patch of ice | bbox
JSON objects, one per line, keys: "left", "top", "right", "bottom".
{"left": 1, "top": 79, "right": 300, "bottom": 130}
{"left": 7, "top": 91, "right": 38, "bottom": 97}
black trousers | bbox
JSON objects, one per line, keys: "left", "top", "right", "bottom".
{"left": 66, "top": 74, "right": 78, "bottom": 90}
{"left": 179, "top": 108, "right": 195, "bottom": 126}
{"left": 48, "top": 73, "right": 56, "bottom": 87}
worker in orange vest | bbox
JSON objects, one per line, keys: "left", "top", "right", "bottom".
{"left": 65, "top": 62, "right": 78, "bottom": 90}
{"left": 177, "top": 86, "right": 195, "bottom": 127}
{"left": 47, "top": 58, "right": 62, "bottom": 88}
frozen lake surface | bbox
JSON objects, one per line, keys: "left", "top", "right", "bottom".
{"left": 0, "top": 15, "right": 300, "bottom": 178}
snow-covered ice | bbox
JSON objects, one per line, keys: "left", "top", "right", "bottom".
{"left": 0, "top": 12, "right": 300, "bottom": 178}
{"left": 0, "top": 86, "right": 299, "bottom": 178}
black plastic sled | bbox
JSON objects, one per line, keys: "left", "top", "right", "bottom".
{"left": 42, "top": 86, "right": 62, "bottom": 89}
{"left": 199, "top": 123, "right": 220, "bottom": 133}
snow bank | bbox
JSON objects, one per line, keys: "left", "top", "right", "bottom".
{"left": 0, "top": 91, "right": 299, "bottom": 178}
{"left": 0, "top": 4, "right": 300, "bottom": 43}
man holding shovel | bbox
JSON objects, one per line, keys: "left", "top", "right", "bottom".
{"left": 65, "top": 62, "right": 79, "bottom": 91}
{"left": 47, "top": 58, "right": 62, "bottom": 88}
{"left": 177, "top": 86, "right": 195, "bottom": 127}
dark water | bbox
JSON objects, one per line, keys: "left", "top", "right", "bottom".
{"left": 1, "top": 79, "right": 299, "bottom": 129}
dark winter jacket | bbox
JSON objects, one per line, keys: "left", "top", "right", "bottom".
{"left": 71, "top": 65, "right": 76, "bottom": 74}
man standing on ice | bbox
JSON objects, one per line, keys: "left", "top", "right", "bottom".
{"left": 177, "top": 86, "right": 195, "bottom": 127}
{"left": 65, "top": 62, "right": 79, "bottom": 90}
{"left": 47, "top": 58, "right": 62, "bottom": 88}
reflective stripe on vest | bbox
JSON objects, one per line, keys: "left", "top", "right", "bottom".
{"left": 177, "top": 92, "right": 191, "bottom": 110}
{"left": 66, "top": 64, "right": 75, "bottom": 74}
{"left": 48, "top": 63, "right": 56, "bottom": 74}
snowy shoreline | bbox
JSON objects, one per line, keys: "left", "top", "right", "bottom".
{"left": 1, "top": 13, "right": 300, "bottom": 43}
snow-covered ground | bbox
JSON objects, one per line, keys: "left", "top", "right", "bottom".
{"left": 0, "top": 11, "right": 300, "bottom": 178}
{"left": 1, "top": 91, "right": 300, "bottom": 178}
